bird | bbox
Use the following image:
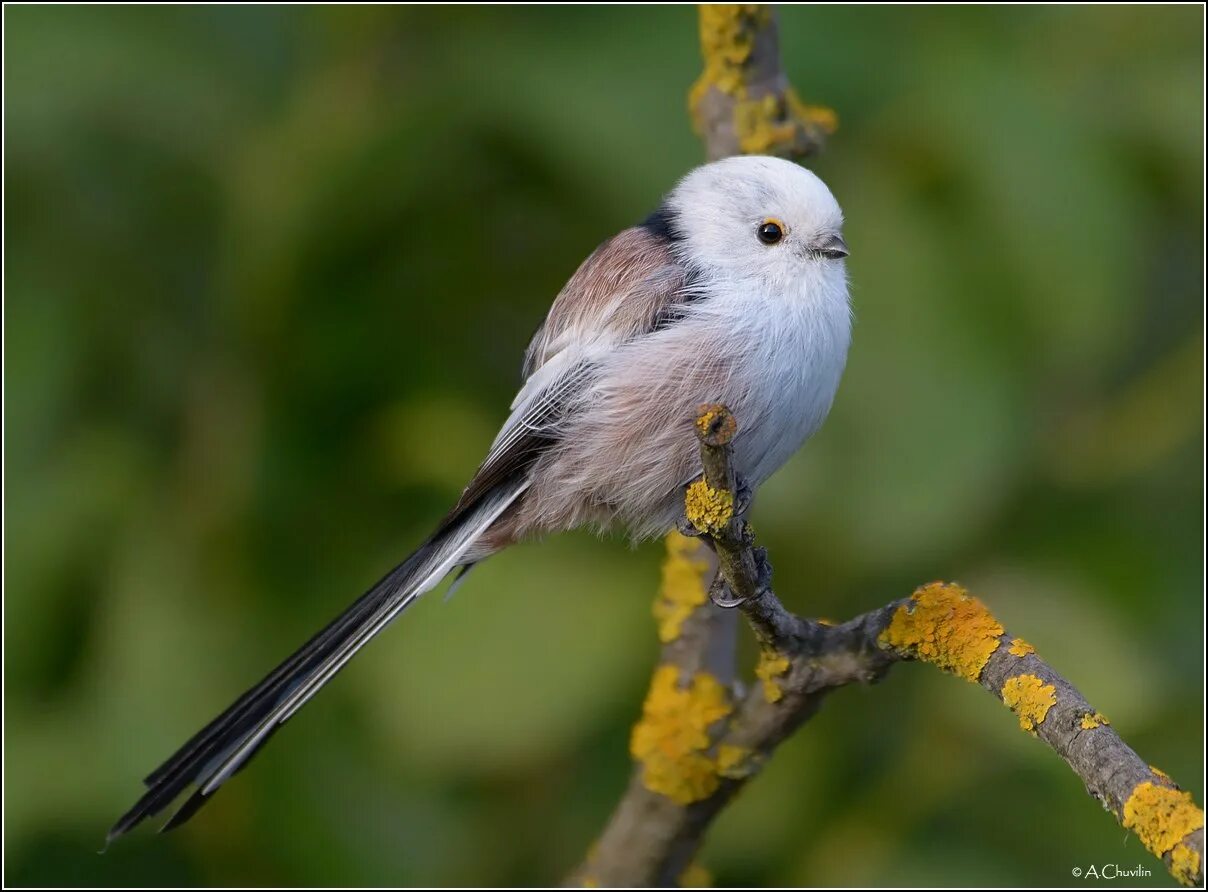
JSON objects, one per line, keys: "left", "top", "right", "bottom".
{"left": 108, "top": 153, "right": 852, "bottom": 841}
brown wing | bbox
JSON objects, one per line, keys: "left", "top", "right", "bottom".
{"left": 444, "top": 227, "right": 690, "bottom": 527}
{"left": 522, "top": 226, "right": 688, "bottom": 379}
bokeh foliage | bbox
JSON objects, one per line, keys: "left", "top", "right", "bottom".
{"left": 4, "top": 5, "right": 1202, "bottom": 887}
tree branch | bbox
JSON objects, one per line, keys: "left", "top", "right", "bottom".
{"left": 571, "top": 6, "right": 1201, "bottom": 887}
{"left": 688, "top": 4, "right": 835, "bottom": 161}
{"left": 573, "top": 406, "right": 1204, "bottom": 887}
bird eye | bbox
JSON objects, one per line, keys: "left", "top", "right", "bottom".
{"left": 757, "top": 219, "right": 785, "bottom": 245}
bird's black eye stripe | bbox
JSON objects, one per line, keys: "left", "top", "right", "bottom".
{"left": 757, "top": 219, "right": 784, "bottom": 245}
{"left": 641, "top": 203, "right": 684, "bottom": 243}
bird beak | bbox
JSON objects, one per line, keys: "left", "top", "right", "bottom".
{"left": 813, "top": 233, "right": 849, "bottom": 259}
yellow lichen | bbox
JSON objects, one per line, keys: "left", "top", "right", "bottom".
{"left": 754, "top": 649, "right": 791, "bottom": 703}
{"left": 1170, "top": 841, "right": 1201, "bottom": 886}
{"left": 716, "top": 744, "right": 757, "bottom": 780}
{"left": 1001, "top": 674, "right": 1057, "bottom": 733}
{"left": 679, "top": 861, "right": 713, "bottom": 888}
{"left": 1152, "top": 765, "right": 1172, "bottom": 781}
{"left": 1008, "top": 637, "right": 1035, "bottom": 658}
{"left": 1080, "top": 711, "right": 1109, "bottom": 730}
{"left": 630, "top": 665, "right": 732, "bottom": 804}
{"left": 684, "top": 479, "right": 734, "bottom": 535}
{"left": 1122, "top": 782, "right": 1205, "bottom": 859}
{"left": 734, "top": 90, "right": 836, "bottom": 156}
{"left": 691, "top": 4, "right": 766, "bottom": 101}
{"left": 653, "top": 532, "right": 711, "bottom": 643}
{"left": 688, "top": 6, "right": 835, "bottom": 158}
{"left": 734, "top": 95, "right": 798, "bottom": 154}
{"left": 878, "top": 582, "right": 1004, "bottom": 682}
{"left": 785, "top": 87, "right": 838, "bottom": 135}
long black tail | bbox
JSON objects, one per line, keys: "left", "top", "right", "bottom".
{"left": 108, "top": 481, "right": 525, "bottom": 841}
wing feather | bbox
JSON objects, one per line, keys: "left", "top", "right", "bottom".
{"left": 449, "top": 225, "right": 691, "bottom": 525}
{"left": 521, "top": 227, "right": 689, "bottom": 379}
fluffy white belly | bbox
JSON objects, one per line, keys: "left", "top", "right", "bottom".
{"left": 514, "top": 277, "right": 851, "bottom": 541}
{"left": 724, "top": 291, "right": 851, "bottom": 486}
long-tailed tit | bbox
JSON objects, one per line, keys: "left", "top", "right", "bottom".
{"left": 110, "top": 154, "right": 851, "bottom": 839}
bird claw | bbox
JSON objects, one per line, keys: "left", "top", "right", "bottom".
{"left": 709, "top": 575, "right": 748, "bottom": 608}
{"left": 676, "top": 514, "right": 705, "bottom": 538}
{"left": 752, "top": 545, "right": 773, "bottom": 590}
{"left": 732, "top": 474, "right": 754, "bottom": 518}
{"left": 708, "top": 547, "right": 773, "bottom": 609}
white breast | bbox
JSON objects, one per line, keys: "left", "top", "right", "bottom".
{"left": 690, "top": 268, "right": 851, "bottom": 487}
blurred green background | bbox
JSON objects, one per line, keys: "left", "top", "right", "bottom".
{"left": 4, "top": 4, "right": 1203, "bottom": 887}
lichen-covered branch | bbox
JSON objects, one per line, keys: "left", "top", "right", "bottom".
{"left": 571, "top": 6, "right": 1200, "bottom": 887}
{"left": 689, "top": 4, "right": 835, "bottom": 161}
{"left": 572, "top": 405, "right": 1204, "bottom": 888}
{"left": 565, "top": 534, "right": 736, "bottom": 888}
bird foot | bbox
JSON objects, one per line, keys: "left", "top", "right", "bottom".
{"left": 708, "top": 545, "right": 773, "bottom": 608}
{"left": 732, "top": 474, "right": 754, "bottom": 518}
{"left": 676, "top": 513, "right": 705, "bottom": 538}
{"left": 709, "top": 575, "right": 746, "bottom": 607}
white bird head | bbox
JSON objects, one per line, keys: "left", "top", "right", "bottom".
{"left": 661, "top": 155, "right": 848, "bottom": 291}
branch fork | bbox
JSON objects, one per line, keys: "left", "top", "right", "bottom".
{"left": 571, "top": 404, "right": 1203, "bottom": 888}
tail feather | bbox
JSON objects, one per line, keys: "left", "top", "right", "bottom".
{"left": 141, "top": 553, "right": 418, "bottom": 790}
{"left": 109, "top": 479, "right": 526, "bottom": 842}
